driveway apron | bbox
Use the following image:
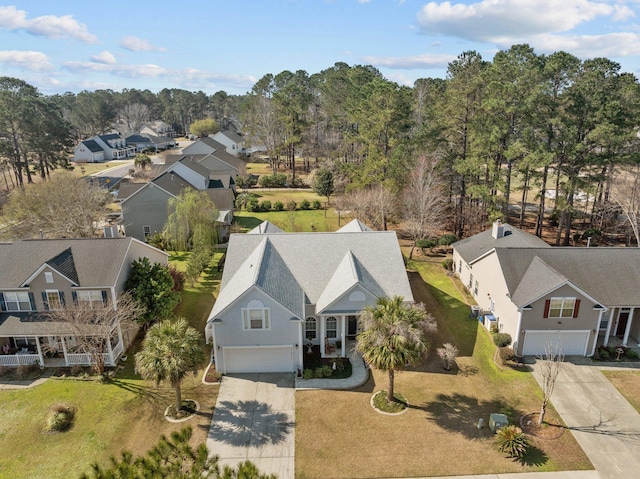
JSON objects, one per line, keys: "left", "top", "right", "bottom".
{"left": 530, "top": 358, "right": 640, "bottom": 479}
{"left": 206, "top": 373, "right": 295, "bottom": 479}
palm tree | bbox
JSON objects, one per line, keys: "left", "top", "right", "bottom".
{"left": 356, "top": 296, "right": 436, "bottom": 403}
{"left": 135, "top": 318, "right": 204, "bottom": 409}
{"left": 134, "top": 153, "right": 152, "bottom": 170}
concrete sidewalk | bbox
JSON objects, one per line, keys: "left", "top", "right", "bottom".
{"left": 295, "top": 345, "right": 369, "bottom": 390}
{"left": 529, "top": 357, "right": 640, "bottom": 479}
{"left": 406, "top": 472, "right": 600, "bottom": 479}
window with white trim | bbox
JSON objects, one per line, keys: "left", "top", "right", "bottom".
{"left": 326, "top": 316, "right": 337, "bottom": 339}
{"left": 76, "top": 290, "right": 104, "bottom": 307}
{"left": 474, "top": 280, "right": 479, "bottom": 296}
{"left": 242, "top": 299, "right": 270, "bottom": 330}
{"left": 458, "top": 260, "right": 462, "bottom": 273}
{"left": 468, "top": 273, "right": 473, "bottom": 289}
{"left": 46, "top": 290, "right": 62, "bottom": 310}
{"left": 548, "top": 297, "right": 576, "bottom": 318}
{"left": 143, "top": 226, "right": 151, "bottom": 238}
{"left": 45, "top": 271, "right": 54, "bottom": 283}
{"left": 3, "top": 292, "right": 32, "bottom": 311}
{"left": 305, "top": 317, "right": 316, "bottom": 340}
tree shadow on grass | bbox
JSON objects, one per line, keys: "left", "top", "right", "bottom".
{"left": 207, "top": 400, "right": 294, "bottom": 447}
{"left": 516, "top": 445, "right": 549, "bottom": 467}
{"left": 234, "top": 215, "right": 264, "bottom": 230}
{"left": 420, "top": 392, "right": 526, "bottom": 440}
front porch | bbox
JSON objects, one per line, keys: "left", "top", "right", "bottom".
{"left": 305, "top": 314, "right": 360, "bottom": 359}
{"left": 599, "top": 306, "right": 640, "bottom": 349}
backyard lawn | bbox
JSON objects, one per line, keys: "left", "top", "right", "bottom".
{"left": 235, "top": 204, "right": 345, "bottom": 233}
{"left": 0, "top": 252, "right": 221, "bottom": 479}
{"left": 295, "top": 257, "right": 593, "bottom": 478}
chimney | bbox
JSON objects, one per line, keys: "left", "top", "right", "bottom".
{"left": 491, "top": 220, "right": 505, "bottom": 239}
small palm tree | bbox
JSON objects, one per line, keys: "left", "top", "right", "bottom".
{"left": 356, "top": 296, "right": 437, "bottom": 403}
{"left": 135, "top": 318, "right": 204, "bottom": 409}
{"left": 134, "top": 153, "right": 152, "bottom": 170}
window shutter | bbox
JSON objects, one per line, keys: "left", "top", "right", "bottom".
{"left": 543, "top": 300, "right": 550, "bottom": 318}
{"left": 71, "top": 291, "right": 78, "bottom": 304}
{"left": 573, "top": 299, "right": 581, "bottom": 318}
{"left": 28, "top": 292, "right": 35, "bottom": 310}
{"left": 242, "top": 310, "right": 248, "bottom": 329}
{"left": 0, "top": 292, "right": 5, "bottom": 311}
{"left": 41, "top": 292, "right": 49, "bottom": 310}
{"left": 59, "top": 291, "right": 66, "bottom": 306}
{"left": 101, "top": 290, "right": 108, "bottom": 305}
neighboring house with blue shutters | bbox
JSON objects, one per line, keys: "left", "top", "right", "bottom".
{"left": 0, "top": 237, "right": 167, "bottom": 368}
{"left": 205, "top": 220, "right": 413, "bottom": 374}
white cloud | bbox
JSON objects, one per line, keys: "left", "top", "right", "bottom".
{"left": 0, "top": 6, "right": 96, "bottom": 43}
{"left": 362, "top": 52, "right": 456, "bottom": 69}
{"left": 532, "top": 32, "right": 640, "bottom": 57}
{"left": 91, "top": 51, "right": 116, "bottom": 65}
{"left": 416, "top": 0, "right": 634, "bottom": 42}
{"left": 120, "top": 36, "right": 165, "bottom": 52}
{"left": 0, "top": 50, "right": 53, "bottom": 71}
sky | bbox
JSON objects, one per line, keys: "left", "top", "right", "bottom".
{"left": 1, "top": 0, "right": 640, "bottom": 96}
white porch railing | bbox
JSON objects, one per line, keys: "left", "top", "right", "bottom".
{"left": 0, "top": 354, "right": 40, "bottom": 366}
{"left": 65, "top": 351, "right": 119, "bottom": 366}
{"left": 111, "top": 341, "right": 123, "bottom": 361}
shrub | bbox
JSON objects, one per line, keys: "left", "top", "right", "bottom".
{"left": 274, "top": 200, "right": 284, "bottom": 211}
{"left": 312, "top": 199, "right": 321, "bottom": 209}
{"left": 286, "top": 200, "right": 297, "bottom": 211}
{"left": 626, "top": 349, "right": 639, "bottom": 360}
{"left": 258, "top": 173, "right": 287, "bottom": 188}
{"left": 246, "top": 198, "right": 260, "bottom": 212}
{"left": 314, "top": 365, "right": 333, "bottom": 378}
{"left": 495, "top": 425, "right": 529, "bottom": 458}
{"left": 599, "top": 349, "right": 610, "bottom": 360}
{"left": 168, "top": 265, "right": 185, "bottom": 292}
{"left": 16, "top": 364, "right": 37, "bottom": 379}
{"left": 303, "top": 368, "right": 314, "bottom": 379}
{"left": 416, "top": 238, "right": 437, "bottom": 250}
{"left": 438, "top": 234, "right": 458, "bottom": 246}
{"left": 300, "top": 199, "right": 311, "bottom": 210}
{"left": 46, "top": 403, "right": 74, "bottom": 432}
{"left": 0, "top": 365, "right": 8, "bottom": 377}
{"left": 493, "top": 333, "right": 512, "bottom": 347}
{"left": 499, "top": 346, "right": 515, "bottom": 365}
{"left": 441, "top": 258, "right": 453, "bottom": 271}
{"left": 258, "top": 200, "right": 272, "bottom": 212}
{"left": 436, "top": 343, "right": 459, "bottom": 370}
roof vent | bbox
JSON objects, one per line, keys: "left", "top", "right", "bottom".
{"left": 491, "top": 221, "right": 505, "bottom": 239}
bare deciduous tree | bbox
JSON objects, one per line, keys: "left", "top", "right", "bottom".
{"left": 44, "top": 292, "right": 143, "bottom": 375}
{"left": 537, "top": 341, "right": 564, "bottom": 425}
{"left": 337, "top": 184, "right": 397, "bottom": 230}
{"left": 402, "top": 157, "right": 448, "bottom": 259}
{"left": 610, "top": 165, "right": 640, "bottom": 246}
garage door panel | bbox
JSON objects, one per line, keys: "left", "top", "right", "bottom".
{"left": 223, "top": 347, "right": 294, "bottom": 373}
{"left": 523, "top": 331, "right": 589, "bottom": 356}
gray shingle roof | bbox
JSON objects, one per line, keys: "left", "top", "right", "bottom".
{"left": 219, "top": 130, "right": 244, "bottom": 143}
{"left": 494, "top": 247, "right": 640, "bottom": 307}
{"left": 337, "top": 219, "right": 373, "bottom": 232}
{"left": 46, "top": 248, "right": 79, "bottom": 285}
{"left": 453, "top": 224, "right": 549, "bottom": 263}
{"left": 0, "top": 238, "right": 136, "bottom": 288}
{"left": 125, "top": 134, "right": 152, "bottom": 143}
{"left": 82, "top": 140, "right": 103, "bottom": 153}
{"left": 210, "top": 230, "right": 412, "bottom": 319}
{"left": 248, "top": 221, "right": 284, "bottom": 234}
{"left": 198, "top": 137, "right": 226, "bottom": 151}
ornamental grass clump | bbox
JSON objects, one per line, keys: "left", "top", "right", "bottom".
{"left": 495, "top": 425, "right": 529, "bottom": 458}
{"left": 46, "top": 403, "right": 75, "bottom": 432}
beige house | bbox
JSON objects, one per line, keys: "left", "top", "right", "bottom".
{"left": 453, "top": 222, "right": 640, "bottom": 356}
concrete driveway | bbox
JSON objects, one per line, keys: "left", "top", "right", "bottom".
{"left": 206, "top": 373, "right": 295, "bottom": 478}
{"left": 530, "top": 358, "right": 640, "bottom": 479}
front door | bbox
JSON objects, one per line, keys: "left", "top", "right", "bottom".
{"left": 616, "top": 311, "right": 630, "bottom": 337}
{"left": 347, "top": 315, "right": 358, "bottom": 338}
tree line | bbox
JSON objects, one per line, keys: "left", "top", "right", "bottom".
{"left": 2, "top": 43, "right": 640, "bottom": 243}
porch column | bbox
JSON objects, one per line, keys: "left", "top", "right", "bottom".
{"left": 116, "top": 322, "right": 124, "bottom": 351}
{"left": 340, "top": 315, "right": 346, "bottom": 357}
{"left": 35, "top": 336, "right": 44, "bottom": 367}
{"left": 591, "top": 309, "right": 605, "bottom": 356}
{"left": 106, "top": 334, "right": 114, "bottom": 366}
{"left": 623, "top": 308, "right": 635, "bottom": 347}
{"left": 61, "top": 337, "right": 69, "bottom": 366}
{"left": 604, "top": 309, "right": 615, "bottom": 347}
{"left": 297, "top": 319, "right": 304, "bottom": 372}
{"left": 320, "top": 316, "right": 326, "bottom": 357}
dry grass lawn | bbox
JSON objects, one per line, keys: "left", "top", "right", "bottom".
{"left": 295, "top": 258, "right": 592, "bottom": 478}
{"left": 602, "top": 370, "right": 640, "bottom": 413}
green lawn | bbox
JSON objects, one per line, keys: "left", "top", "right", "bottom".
{"left": 0, "top": 251, "right": 221, "bottom": 479}
{"left": 296, "top": 257, "right": 591, "bottom": 478}
{"left": 235, "top": 208, "right": 345, "bottom": 233}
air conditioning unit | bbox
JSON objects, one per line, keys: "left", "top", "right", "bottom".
{"left": 470, "top": 305, "right": 482, "bottom": 319}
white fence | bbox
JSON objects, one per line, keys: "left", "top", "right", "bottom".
{"left": 0, "top": 354, "right": 40, "bottom": 367}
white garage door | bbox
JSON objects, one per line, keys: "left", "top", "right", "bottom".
{"left": 222, "top": 346, "right": 294, "bottom": 373}
{"left": 522, "top": 330, "right": 590, "bottom": 356}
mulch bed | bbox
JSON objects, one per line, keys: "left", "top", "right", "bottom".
{"left": 520, "top": 412, "right": 565, "bottom": 439}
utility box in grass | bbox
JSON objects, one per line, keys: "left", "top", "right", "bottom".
{"left": 489, "top": 413, "right": 508, "bottom": 433}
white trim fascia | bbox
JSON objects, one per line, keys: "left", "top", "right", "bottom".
{"left": 516, "top": 280, "right": 604, "bottom": 310}
{"left": 468, "top": 248, "right": 497, "bottom": 266}
{"left": 207, "top": 285, "right": 301, "bottom": 325}
{"left": 316, "top": 282, "right": 378, "bottom": 315}
{"left": 21, "top": 264, "right": 78, "bottom": 288}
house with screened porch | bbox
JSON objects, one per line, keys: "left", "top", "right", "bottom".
{"left": 205, "top": 220, "right": 414, "bottom": 374}
{"left": 0, "top": 237, "right": 167, "bottom": 368}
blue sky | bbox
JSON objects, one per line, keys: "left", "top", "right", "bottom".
{"left": 1, "top": 0, "right": 640, "bottom": 95}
